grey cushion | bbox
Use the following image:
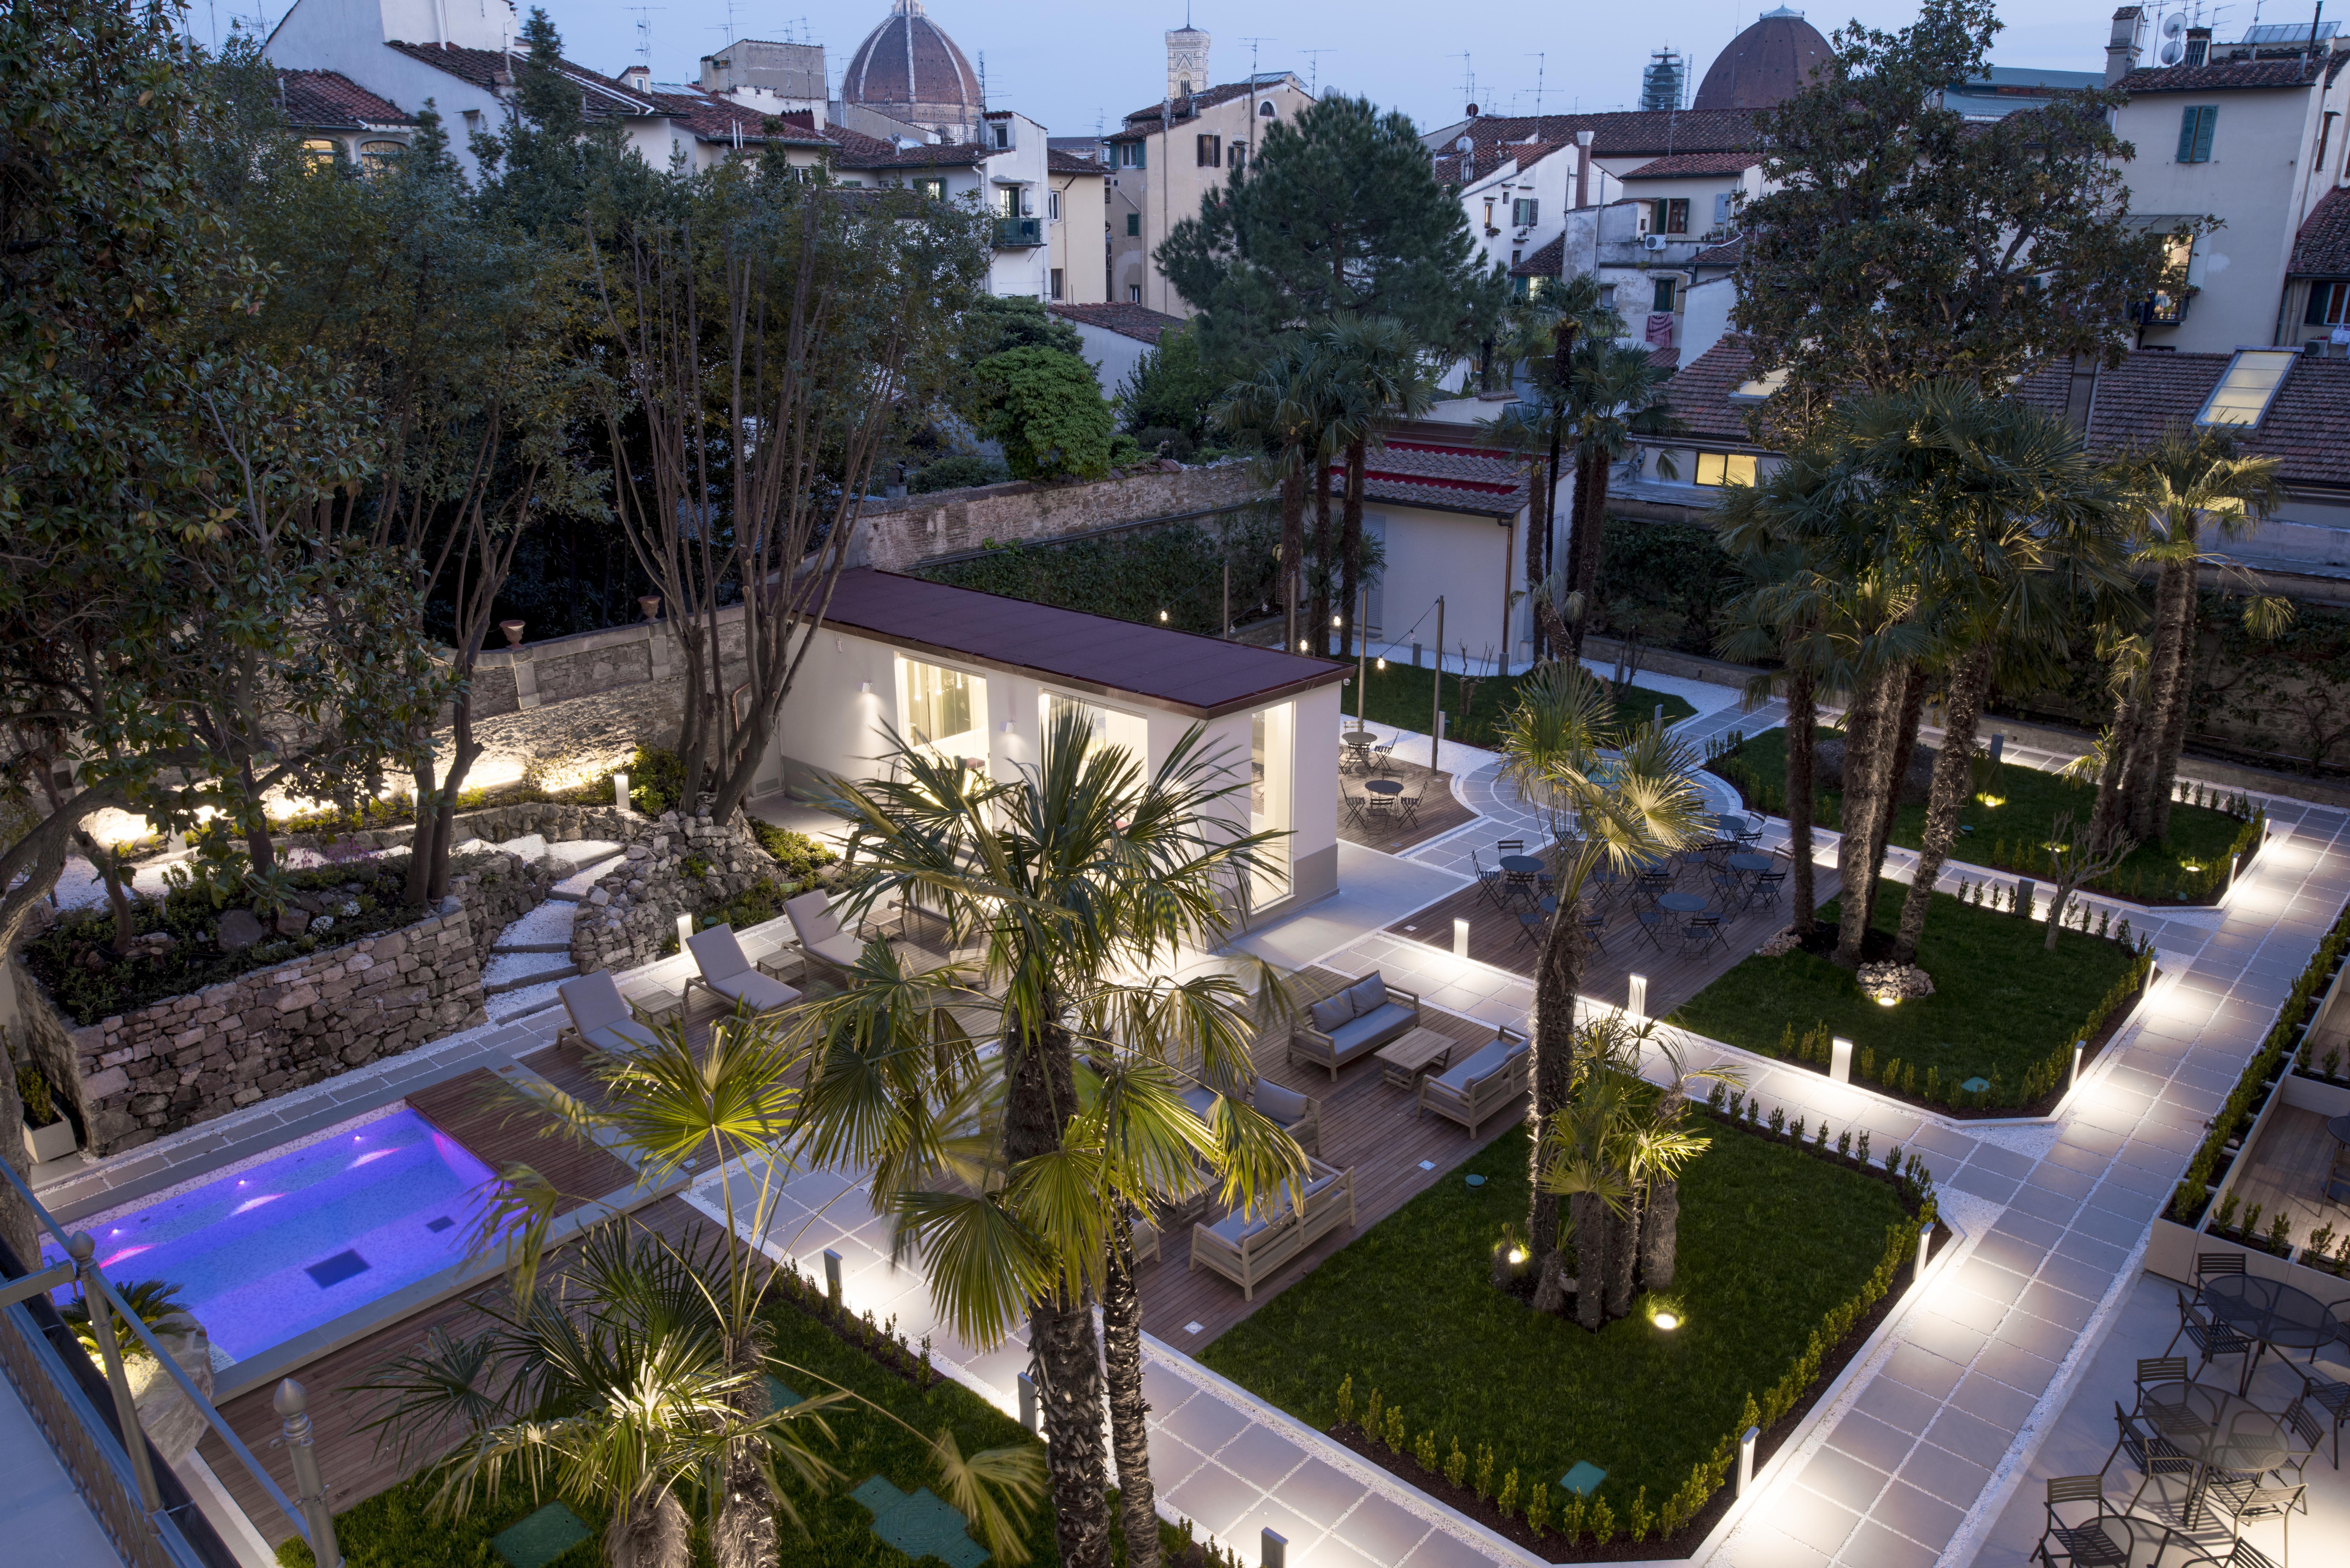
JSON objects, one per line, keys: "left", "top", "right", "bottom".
{"left": 1255, "top": 1081, "right": 1309, "bottom": 1124}
{"left": 1178, "top": 1083, "right": 1218, "bottom": 1121}
{"left": 1328, "top": 1001, "right": 1417, "bottom": 1057}
{"left": 1433, "top": 1036, "right": 1521, "bottom": 1092}
{"left": 711, "top": 971, "right": 801, "bottom": 1012}
{"left": 803, "top": 930, "right": 862, "bottom": 969}
{"left": 1343, "top": 974, "right": 1389, "bottom": 1018}
{"left": 1307, "top": 993, "right": 1357, "bottom": 1033}
{"left": 583, "top": 1018, "right": 662, "bottom": 1055}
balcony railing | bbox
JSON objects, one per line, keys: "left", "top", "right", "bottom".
{"left": 993, "top": 216, "right": 1043, "bottom": 248}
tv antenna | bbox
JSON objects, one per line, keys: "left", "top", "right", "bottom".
{"left": 1527, "top": 51, "right": 1545, "bottom": 119}
{"left": 1457, "top": 52, "right": 1475, "bottom": 110}
{"left": 1239, "top": 36, "right": 1276, "bottom": 84}
{"left": 625, "top": 5, "right": 662, "bottom": 66}
{"left": 1300, "top": 49, "right": 1334, "bottom": 96}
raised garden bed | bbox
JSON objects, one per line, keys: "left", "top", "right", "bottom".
{"left": 1199, "top": 1119, "right": 1934, "bottom": 1560}
{"left": 1669, "top": 889, "right": 2146, "bottom": 1113}
{"left": 1707, "top": 726, "right": 2262, "bottom": 906}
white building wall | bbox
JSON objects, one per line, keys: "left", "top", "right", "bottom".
{"left": 1068, "top": 320, "right": 1154, "bottom": 396}
{"left": 1365, "top": 506, "right": 1523, "bottom": 672}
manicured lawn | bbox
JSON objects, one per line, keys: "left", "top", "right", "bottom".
{"left": 1198, "top": 1122, "right": 1910, "bottom": 1516}
{"left": 1670, "top": 888, "right": 2141, "bottom": 1105}
{"left": 1346, "top": 660, "right": 1695, "bottom": 750}
{"left": 1711, "top": 726, "right": 2255, "bottom": 903}
{"left": 279, "top": 1291, "right": 1059, "bottom": 1568}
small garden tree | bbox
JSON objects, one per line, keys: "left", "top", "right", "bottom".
{"left": 972, "top": 345, "right": 1124, "bottom": 480}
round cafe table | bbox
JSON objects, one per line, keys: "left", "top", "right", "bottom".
{"left": 1499, "top": 854, "right": 1547, "bottom": 877}
{"left": 1657, "top": 892, "right": 1709, "bottom": 916}
{"left": 2138, "top": 1380, "right": 2292, "bottom": 1519}
{"left": 2328, "top": 1112, "right": 2350, "bottom": 1146}
{"left": 1364, "top": 778, "right": 1404, "bottom": 798}
{"left": 1342, "top": 729, "right": 1377, "bottom": 748}
{"left": 1727, "top": 853, "right": 1774, "bottom": 875}
{"left": 2201, "top": 1273, "right": 2338, "bottom": 1361}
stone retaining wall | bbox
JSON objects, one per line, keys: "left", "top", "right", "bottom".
{"left": 848, "top": 462, "right": 1262, "bottom": 573}
{"left": 569, "top": 809, "right": 783, "bottom": 975}
{"left": 57, "top": 903, "right": 486, "bottom": 1156}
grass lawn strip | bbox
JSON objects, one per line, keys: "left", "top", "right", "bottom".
{"left": 1350, "top": 661, "right": 1695, "bottom": 750}
{"left": 277, "top": 1280, "right": 1057, "bottom": 1568}
{"left": 1198, "top": 1121, "right": 1911, "bottom": 1541}
{"left": 1710, "top": 726, "right": 2256, "bottom": 904}
{"left": 1670, "top": 887, "right": 2141, "bottom": 1109}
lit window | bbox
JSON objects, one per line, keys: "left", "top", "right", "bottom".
{"left": 915, "top": 177, "right": 945, "bottom": 200}
{"left": 359, "top": 139, "right": 404, "bottom": 177}
{"left": 2306, "top": 280, "right": 2350, "bottom": 326}
{"left": 1729, "top": 368, "right": 1789, "bottom": 404}
{"left": 300, "top": 137, "right": 339, "bottom": 168}
{"left": 1694, "top": 452, "right": 1757, "bottom": 487}
{"left": 899, "top": 657, "right": 988, "bottom": 762}
{"left": 1041, "top": 691, "right": 1146, "bottom": 763}
{"left": 2195, "top": 349, "right": 2298, "bottom": 428}
{"left": 1250, "top": 701, "right": 1294, "bottom": 896}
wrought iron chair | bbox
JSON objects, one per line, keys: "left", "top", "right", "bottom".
{"left": 2301, "top": 1371, "right": 2348, "bottom": 1469}
{"left": 2164, "top": 1286, "right": 2254, "bottom": 1385}
{"left": 1752, "top": 869, "right": 1786, "bottom": 910}
{"left": 2104, "top": 1402, "right": 2195, "bottom": 1511}
{"left": 2036, "top": 1475, "right": 2121, "bottom": 1568}
{"left": 1679, "top": 915, "right": 1724, "bottom": 955}
{"left": 1470, "top": 848, "right": 1510, "bottom": 912}
{"left": 2195, "top": 1252, "right": 2248, "bottom": 1287}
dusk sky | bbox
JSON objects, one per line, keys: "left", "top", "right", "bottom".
{"left": 232, "top": 1, "right": 2209, "bottom": 135}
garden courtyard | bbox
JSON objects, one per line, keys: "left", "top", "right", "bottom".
{"left": 15, "top": 685, "right": 2350, "bottom": 1568}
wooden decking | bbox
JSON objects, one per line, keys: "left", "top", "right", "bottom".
{"left": 2229, "top": 1103, "right": 2350, "bottom": 1242}
{"left": 1384, "top": 856, "right": 1837, "bottom": 1020}
{"left": 1336, "top": 758, "right": 1477, "bottom": 853}
{"left": 1132, "top": 969, "right": 1525, "bottom": 1345}
{"left": 407, "top": 1068, "right": 636, "bottom": 1217}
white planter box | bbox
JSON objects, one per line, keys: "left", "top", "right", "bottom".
{"left": 23, "top": 1119, "right": 76, "bottom": 1164}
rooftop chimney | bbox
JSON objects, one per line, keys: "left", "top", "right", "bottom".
{"left": 622, "top": 64, "right": 650, "bottom": 93}
{"left": 1575, "top": 128, "right": 1594, "bottom": 209}
{"left": 2186, "top": 25, "right": 2212, "bottom": 66}
{"left": 2106, "top": 6, "right": 2146, "bottom": 86}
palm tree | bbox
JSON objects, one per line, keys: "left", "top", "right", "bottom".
{"left": 1493, "top": 662, "right": 1709, "bottom": 1309}
{"left": 1819, "top": 383, "right": 2133, "bottom": 964}
{"left": 1557, "top": 338, "right": 1679, "bottom": 660}
{"left": 2104, "top": 429, "right": 2286, "bottom": 841}
{"left": 1213, "top": 339, "right": 1332, "bottom": 651}
{"left": 1715, "top": 528, "right": 1839, "bottom": 938}
{"left": 813, "top": 714, "right": 1288, "bottom": 1568}
{"left": 1315, "top": 314, "right": 1437, "bottom": 658}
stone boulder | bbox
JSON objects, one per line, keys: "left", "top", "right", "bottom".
{"left": 125, "top": 1310, "right": 216, "bottom": 1465}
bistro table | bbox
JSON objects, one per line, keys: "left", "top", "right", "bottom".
{"left": 1365, "top": 778, "right": 1404, "bottom": 798}
{"left": 1342, "top": 729, "right": 1378, "bottom": 770}
{"left": 1657, "top": 892, "right": 1709, "bottom": 916}
{"left": 2061, "top": 1512, "right": 2228, "bottom": 1568}
{"left": 2328, "top": 1112, "right": 2350, "bottom": 1145}
{"left": 2137, "top": 1379, "right": 2293, "bottom": 1524}
{"left": 1727, "top": 853, "right": 1774, "bottom": 876}
{"left": 2202, "top": 1273, "right": 2338, "bottom": 1388}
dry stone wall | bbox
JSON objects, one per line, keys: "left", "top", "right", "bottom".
{"left": 569, "top": 808, "right": 783, "bottom": 975}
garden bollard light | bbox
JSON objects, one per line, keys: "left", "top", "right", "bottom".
{"left": 823, "top": 1248, "right": 843, "bottom": 1308}
{"left": 1628, "top": 974, "right": 1647, "bottom": 1023}
{"left": 1829, "top": 1036, "right": 1853, "bottom": 1085}
{"left": 70, "top": 1234, "right": 162, "bottom": 1515}
{"left": 614, "top": 771, "right": 630, "bottom": 811}
{"left": 1988, "top": 733, "right": 2004, "bottom": 766}
{"left": 2069, "top": 1040, "right": 2085, "bottom": 1095}
{"left": 1412, "top": 641, "right": 1422, "bottom": 667}
{"left": 1915, "top": 1223, "right": 1934, "bottom": 1289}
{"left": 276, "top": 1379, "right": 343, "bottom": 1568}
{"left": 677, "top": 913, "right": 693, "bottom": 949}
{"left": 1736, "top": 1425, "right": 1759, "bottom": 1497}
{"left": 2016, "top": 877, "right": 2034, "bottom": 920}
{"left": 1654, "top": 703, "right": 1664, "bottom": 729}
{"left": 1454, "top": 917, "right": 1470, "bottom": 958}
{"left": 1261, "top": 1528, "right": 1287, "bottom": 1568}
{"left": 1018, "top": 1372, "right": 1038, "bottom": 1434}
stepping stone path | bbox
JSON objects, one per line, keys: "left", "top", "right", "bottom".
{"left": 478, "top": 837, "right": 626, "bottom": 1022}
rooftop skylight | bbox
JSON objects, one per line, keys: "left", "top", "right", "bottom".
{"left": 2194, "top": 348, "right": 2298, "bottom": 429}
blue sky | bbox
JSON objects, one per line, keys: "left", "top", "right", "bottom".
{"left": 230, "top": 2, "right": 2179, "bottom": 138}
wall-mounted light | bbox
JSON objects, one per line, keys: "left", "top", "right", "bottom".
{"left": 1298, "top": 640, "right": 1309, "bottom": 652}
{"left": 858, "top": 680, "right": 872, "bottom": 695}
{"left": 1330, "top": 614, "right": 1341, "bottom": 627}
{"left": 1001, "top": 720, "right": 1016, "bottom": 734}
{"left": 1158, "top": 609, "right": 1169, "bottom": 622}
{"left": 1376, "top": 657, "right": 1386, "bottom": 671}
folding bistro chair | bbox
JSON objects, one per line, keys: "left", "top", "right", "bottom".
{"left": 2165, "top": 1287, "right": 2254, "bottom": 1386}
{"left": 2301, "top": 1371, "right": 2349, "bottom": 1468}
{"left": 1635, "top": 909, "right": 1668, "bottom": 950}
{"left": 1471, "top": 848, "right": 1510, "bottom": 912}
{"left": 2036, "top": 1475, "right": 2121, "bottom": 1568}
{"left": 1581, "top": 908, "right": 1608, "bottom": 952}
{"left": 1396, "top": 790, "right": 1423, "bottom": 828}
{"left": 1752, "top": 869, "right": 1786, "bottom": 910}
{"left": 1679, "top": 915, "right": 1723, "bottom": 955}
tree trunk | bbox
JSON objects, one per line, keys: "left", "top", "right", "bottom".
{"left": 1894, "top": 643, "right": 1993, "bottom": 964}
{"left": 1278, "top": 456, "right": 1306, "bottom": 652}
{"left": 608, "top": 1489, "right": 694, "bottom": 1568}
{"left": 1785, "top": 665, "right": 1819, "bottom": 936}
{"left": 1525, "top": 894, "right": 1589, "bottom": 1266}
{"left": 1102, "top": 1209, "right": 1161, "bottom": 1568}
{"left": 70, "top": 830, "right": 136, "bottom": 955}
{"left": 1861, "top": 667, "right": 1930, "bottom": 934}
{"left": 1339, "top": 438, "right": 1367, "bottom": 662}
{"left": 2125, "top": 559, "right": 2192, "bottom": 839}
{"left": 1570, "top": 1190, "right": 1608, "bottom": 1331}
{"left": 2147, "top": 578, "right": 2202, "bottom": 842}
{"left": 1565, "top": 451, "right": 1613, "bottom": 663}
{"left": 423, "top": 694, "right": 485, "bottom": 904}
{"left": 1603, "top": 1200, "right": 1638, "bottom": 1319}
{"left": 1524, "top": 459, "right": 1549, "bottom": 663}
{"left": 1830, "top": 667, "right": 1892, "bottom": 967}
{"left": 1309, "top": 460, "right": 1336, "bottom": 657}
{"left": 1531, "top": 1247, "right": 1571, "bottom": 1315}
{"left": 1003, "top": 1009, "right": 1111, "bottom": 1568}
{"left": 2089, "top": 678, "right": 2138, "bottom": 846}
{"left": 1559, "top": 445, "right": 1598, "bottom": 660}
{"left": 237, "top": 759, "right": 276, "bottom": 878}
{"left": 1640, "top": 1180, "right": 1679, "bottom": 1292}
{"left": 710, "top": 1445, "right": 779, "bottom": 1568}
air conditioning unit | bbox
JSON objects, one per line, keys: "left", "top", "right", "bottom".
{"left": 1642, "top": 233, "right": 1669, "bottom": 252}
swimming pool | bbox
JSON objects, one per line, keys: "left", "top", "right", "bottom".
{"left": 52, "top": 1109, "right": 500, "bottom": 1362}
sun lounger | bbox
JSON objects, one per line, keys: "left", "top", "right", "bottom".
{"left": 786, "top": 890, "right": 873, "bottom": 985}
{"left": 685, "top": 924, "right": 803, "bottom": 1015}
{"left": 557, "top": 970, "right": 663, "bottom": 1055}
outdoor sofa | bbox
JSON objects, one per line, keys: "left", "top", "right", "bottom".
{"left": 1174, "top": 1063, "right": 1323, "bottom": 1158}
{"left": 1288, "top": 973, "right": 1422, "bottom": 1082}
{"left": 1417, "top": 1026, "right": 1531, "bottom": 1137}
{"left": 1187, "top": 1157, "right": 1357, "bottom": 1300}
{"left": 556, "top": 971, "right": 663, "bottom": 1055}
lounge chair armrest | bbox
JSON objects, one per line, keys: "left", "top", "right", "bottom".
{"left": 1292, "top": 1023, "right": 1338, "bottom": 1052}
{"left": 1383, "top": 984, "right": 1423, "bottom": 1010}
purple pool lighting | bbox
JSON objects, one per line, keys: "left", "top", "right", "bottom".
{"left": 48, "top": 1110, "right": 499, "bottom": 1361}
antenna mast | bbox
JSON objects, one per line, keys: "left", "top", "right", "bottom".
{"left": 1528, "top": 50, "right": 1545, "bottom": 119}
{"left": 625, "top": 5, "right": 662, "bottom": 66}
{"left": 1239, "top": 36, "right": 1275, "bottom": 84}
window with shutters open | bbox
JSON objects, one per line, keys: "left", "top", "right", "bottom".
{"left": 2177, "top": 105, "right": 2217, "bottom": 163}
{"left": 1196, "top": 133, "right": 1220, "bottom": 166}
{"left": 1512, "top": 197, "right": 1538, "bottom": 226}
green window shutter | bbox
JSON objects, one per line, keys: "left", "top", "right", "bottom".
{"left": 2178, "top": 105, "right": 2217, "bottom": 162}
{"left": 2194, "top": 105, "right": 2217, "bottom": 161}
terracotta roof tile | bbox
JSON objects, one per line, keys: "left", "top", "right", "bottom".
{"left": 1692, "top": 236, "right": 1745, "bottom": 267}
{"left": 1442, "top": 109, "right": 1764, "bottom": 168}
{"left": 648, "top": 91, "right": 830, "bottom": 146}
{"left": 1119, "top": 78, "right": 1287, "bottom": 131}
{"left": 276, "top": 69, "right": 414, "bottom": 129}
{"left": 384, "top": 42, "right": 656, "bottom": 116}
{"left": 1046, "top": 148, "right": 1105, "bottom": 174}
{"left": 2290, "top": 186, "right": 2350, "bottom": 276}
{"left": 1659, "top": 337, "right": 1764, "bottom": 444}
{"left": 2019, "top": 350, "right": 2350, "bottom": 488}
{"left": 1510, "top": 234, "right": 1566, "bottom": 278}
{"left": 826, "top": 138, "right": 991, "bottom": 170}
{"left": 2114, "top": 54, "right": 2342, "bottom": 92}
{"left": 1047, "top": 303, "right": 1184, "bottom": 343}
{"left": 1620, "top": 150, "right": 1764, "bottom": 179}
{"left": 1351, "top": 439, "right": 1529, "bottom": 516}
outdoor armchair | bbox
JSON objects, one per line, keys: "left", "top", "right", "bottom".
{"left": 1417, "top": 1026, "right": 1531, "bottom": 1138}
{"left": 1187, "top": 1157, "right": 1356, "bottom": 1300}
{"left": 685, "top": 924, "right": 804, "bottom": 1016}
{"left": 557, "top": 971, "right": 663, "bottom": 1056}
{"left": 1288, "top": 973, "right": 1422, "bottom": 1082}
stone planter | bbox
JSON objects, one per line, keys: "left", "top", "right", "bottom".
{"left": 22, "top": 1118, "right": 76, "bottom": 1164}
